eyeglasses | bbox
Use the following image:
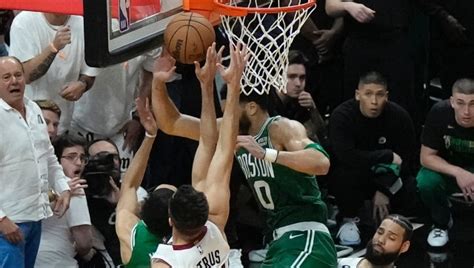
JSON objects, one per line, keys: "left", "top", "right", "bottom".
{"left": 61, "top": 153, "right": 89, "bottom": 165}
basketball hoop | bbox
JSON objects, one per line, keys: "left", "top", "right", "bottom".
{"left": 214, "top": 0, "right": 316, "bottom": 95}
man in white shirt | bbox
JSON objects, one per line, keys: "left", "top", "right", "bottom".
{"left": 9, "top": 12, "right": 100, "bottom": 133}
{"left": 0, "top": 56, "right": 71, "bottom": 268}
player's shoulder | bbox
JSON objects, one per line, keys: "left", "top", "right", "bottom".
{"left": 269, "top": 116, "right": 303, "bottom": 131}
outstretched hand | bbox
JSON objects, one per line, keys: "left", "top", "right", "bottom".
{"left": 194, "top": 43, "right": 224, "bottom": 88}
{"left": 136, "top": 96, "right": 158, "bottom": 137}
{"left": 218, "top": 43, "right": 249, "bottom": 89}
{"left": 153, "top": 48, "right": 177, "bottom": 83}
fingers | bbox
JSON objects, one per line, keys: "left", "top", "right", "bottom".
{"left": 7, "top": 229, "right": 23, "bottom": 244}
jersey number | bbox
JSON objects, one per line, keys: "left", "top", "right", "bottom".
{"left": 254, "top": 181, "right": 275, "bottom": 210}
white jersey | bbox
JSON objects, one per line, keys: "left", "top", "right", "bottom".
{"left": 338, "top": 257, "right": 363, "bottom": 268}
{"left": 152, "top": 221, "right": 230, "bottom": 268}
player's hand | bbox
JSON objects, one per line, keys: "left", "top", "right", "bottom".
{"left": 236, "top": 135, "right": 266, "bottom": 159}
{"left": 345, "top": 2, "right": 375, "bottom": 23}
{"left": 68, "top": 177, "right": 88, "bottom": 196}
{"left": 373, "top": 191, "right": 389, "bottom": 223}
{"left": 392, "top": 152, "right": 402, "bottom": 165}
{"left": 136, "top": 96, "right": 158, "bottom": 138}
{"left": 60, "top": 81, "right": 87, "bottom": 101}
{"left": 52, "top": 25, "right": 72, "bottom": 51}
{"left": 120, "top": 119, "right": 144, "bottom": 153}
{"left": 218, "top": 43, "right": 249, "bottom": 89}
{"left": 0, "top": 217, "right": 24, "bottom": 244}
{"left": 54, "top": 190, "right": 71, "bottom": 218}
{"left": 153, "top": 48, "right": 177, "bottom": 83}
{"left": 194, "top": 43, "right": 224, "bottom": 89}
{"left": 454, "top": 168, "right": 474, "bottom": 201}
{"left": 298, "top": 91, "right": 316, "bottom": 110}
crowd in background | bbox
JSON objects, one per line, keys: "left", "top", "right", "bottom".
{"left": 0, "top": 0, "right": 473, "bottom": 267}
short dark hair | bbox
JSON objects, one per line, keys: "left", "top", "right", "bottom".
{"left": 288, "top": 50, "right": 309, "bottom": 67}
{"left": 141, "top": 188, "right": 175, "bottom": 238}
{"left": 35, "top": 99, "right": 61, "bottom": 117}
{"left": 452, "top": 78, "right": 474, "bottom": 95}
{"left": 169, "top": 185, "right": 209, "bottom": 237}
{"left": 384, "top": 214, "right": 413, "bottom": 242}
{"left": 87, "top": 138, "right": 120, "bottom": 156}
{"left": 239, "top": 90, "right": 270, "bottom": 112}
{"left": 358, "top": 71, "right": 387, "bottom": 89}
{"left": 53, "top": 134, "right": 88, "bottom": 159}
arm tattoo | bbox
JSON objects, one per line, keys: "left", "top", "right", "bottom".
{"left": 29, "top": 52, "right": 56, "bottom": 82}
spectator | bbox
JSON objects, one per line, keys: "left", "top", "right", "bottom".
{"left": 328, "top": 72, "right": 418, "bottom": 246}
{"left": 338, "top": 214, "right": 413, "bottom": 267}
{"left": 325, "top": 0, "right": 418, "bottom": 116}
{"left": 71, "top": 47, "right": 160, "bottom": 178}
{"left": 270, "top": 50, "right": 328, "bottom": 143}
{"left": 35, "top": 99, "right": 61, "bottom": 141}
{"left": 35, "top": 134, "right": 93, "bottom": 267}
{"left": 417, "top": 78, "right": 474, "bottom": 247}
{"left": 9, "top": 12, "right": 99, "bottom": 132}
{"left": 0, "top": 10, "right": 14, "bottom": 56}
{"left": 0, "top": 56, "right": 71, "bottom": 267}
{"left": 421, "top": 0, "right": 474, "bottom": 92}
{"left": 115, "top": 96, "right": 176, "bottom": 267}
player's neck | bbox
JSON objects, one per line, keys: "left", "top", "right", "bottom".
{"left": 171, "top": 227, "right": 206, "bottom": 247}
{"left": 358, "top": 258, "right": 394, "bottom": 268}
{"left": 248, "top": 112, "right": 270, "bottom": 136}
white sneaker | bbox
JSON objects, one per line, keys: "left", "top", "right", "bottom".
{"left": 336, "top": 217, "right": 361, "bottom": 246}
{"left": 228, "top": 249, "right": 244, "bottom": 268}
{"left": 427, "top": 228, "right": 449, "bottom": 247}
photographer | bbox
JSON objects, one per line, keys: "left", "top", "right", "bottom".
{"left": 83, "top": 139, "right": 124, "bottom": 266}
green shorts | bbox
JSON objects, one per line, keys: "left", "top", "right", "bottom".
{"left": 261, "top": 229, "right": 337, "bottom": 268}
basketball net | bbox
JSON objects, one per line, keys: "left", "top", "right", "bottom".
{"left": 216, "top": 0, "right": 316, "bottom": 95}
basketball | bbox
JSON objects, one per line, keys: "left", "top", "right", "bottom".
{"left": 164, "top": 12, "right": 216, "bottom": 64}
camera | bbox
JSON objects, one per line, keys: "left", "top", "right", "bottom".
{"left": 83, "top": 152, "right": 121, "bottom": 197}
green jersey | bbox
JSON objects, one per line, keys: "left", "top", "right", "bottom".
{"left": 125, "top": 220, "right": 162, "bottom": 268}
{"left": 235, "top": 116, "right": 328, "bottom": 230}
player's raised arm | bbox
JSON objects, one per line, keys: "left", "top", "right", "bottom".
{"left": 116, "top": 96, "right": 157, "bottom": 263}
{"left": 151, "top": 49, "right": 201, "bottom": 141}
{"left": 205, "top": 44, "right": 249, "bottom": 232}
{"left": 192, "top": 43, "right": 224, "bottom": 190}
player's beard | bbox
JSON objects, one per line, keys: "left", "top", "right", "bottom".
{"left": 239, "top": 113, "right": 251, "bottom": 135}
{"left": 365, "top": 240, "right": 400, "bottom": 266}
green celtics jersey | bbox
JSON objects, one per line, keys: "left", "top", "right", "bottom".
{"left": 125, "top": 220, "right": 162, "bottom": 268}
{"left": 235, "top": 116, "right": 328, "bottom": 230}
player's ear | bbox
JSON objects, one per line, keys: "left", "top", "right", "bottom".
{"left": 355, "top": 89, "right": 361, "bottom": 101}
{"left": 168, "top": 217, "right": 173, "bottom": 227}
{"left": 400, "top": 240, "right": 410, "bottom": 254}
{"left": 246, "top": 101, "right": 258, "bottom": 116}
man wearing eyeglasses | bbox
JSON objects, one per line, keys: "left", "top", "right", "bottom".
{"left": 0, "top": 56, "right": 71, "bottom": 268}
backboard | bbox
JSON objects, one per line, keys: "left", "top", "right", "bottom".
{"left": 83, "top": 0, "right": 180, "bottom": 67}
{"left": 83, "top": 0, "right": 222, "bottom": 67}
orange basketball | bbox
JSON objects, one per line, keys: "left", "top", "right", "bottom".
{"left": 164, "top": 12, "right": 216, "bottom": 64}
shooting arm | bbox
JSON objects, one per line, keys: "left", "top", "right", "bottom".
{"left": 271, "top": 118, "right": 330, "bottom": 175}
{"left": 151, "top": 78, "right": 201, "bottom": 140}
{"left": 192, "top": 56, "right": 218, "bottom": 188}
